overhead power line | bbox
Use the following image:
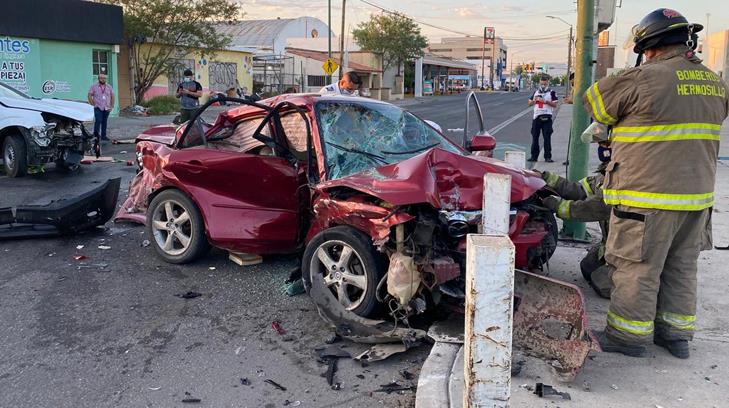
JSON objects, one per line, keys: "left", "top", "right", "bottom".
{"left": 358, "top": 0, "right": 570, "bottom": 42}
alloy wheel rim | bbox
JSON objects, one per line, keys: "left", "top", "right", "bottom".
{"left": 311, "top": 240, "right": 368, "bottom": 311}
{"left": 4, "top": 144, "right": 15, "bottom": 169}
{"left": 151, "top": 199, "right": 193, "bottom": 256}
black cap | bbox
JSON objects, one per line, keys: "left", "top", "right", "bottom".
{"left": 183, "top": 68, "right": 193, "bottom": 77}
{"left": 633, "top": 8, "right": 703, "bottom": 53}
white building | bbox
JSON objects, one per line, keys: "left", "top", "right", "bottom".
{"left": 216, "top": 17, "right": 334, "bottom": 94}
{"left": 427, "top": 36, "right": 508, "bottom": 88}
{"left": 217, "top": 17, "right": 334, "bottom": 55}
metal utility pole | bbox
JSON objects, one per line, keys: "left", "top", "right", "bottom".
{"left": 705, "top": 13, "right": 710, "bottom": 54}
{"left": 563, "top": 0, "right": 595, "bottom": 241}
{"left": 327, "top": 0, "right": 332, "bottom": 83}
{"left": 566, "top": 26, "right": 573, "bottom": 94}
{"left": 338, "top": 0, "right": 346, "bottom": 78}
{"left": 491, "top": 33, "right": 496, "bottom": 89}
{"left": 481, "top": 32, "right": 486, "bottom": 89}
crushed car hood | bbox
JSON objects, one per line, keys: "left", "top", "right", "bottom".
{"left": 319, "top": 148, "right": 545, "bottom": 209}
{"left": 0, "top": 96, "right": 94, "bottom": 121}
{"left": 136, "top": 124, "right": 179, "bottom": 145}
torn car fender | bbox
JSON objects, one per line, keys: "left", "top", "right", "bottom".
{"left": 306, "top": 195, "right": 414, "bottom": 243}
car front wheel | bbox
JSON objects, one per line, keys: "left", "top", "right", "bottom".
{"left": 2, "top": 134, "right": 27, "bottom": 178}
{"left": 302, "top": 226, "right": 384, "bottom": 318}
{"left": 147, "top": 189, "right": 209, "bottom": 264}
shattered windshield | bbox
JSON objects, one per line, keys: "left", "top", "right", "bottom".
{"left": 315, "top": 100, "right": 463, "bottom": 179}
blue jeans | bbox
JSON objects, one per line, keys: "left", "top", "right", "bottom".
{"left": 94, "top": 108, "right": 110, "bottom": 139}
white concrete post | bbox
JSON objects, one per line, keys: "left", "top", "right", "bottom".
{"left": 481, "top": 173, "right": 511, "bottom": 235}
{"left": 465, "top": 173, "right": 514, "bottom": 408}
{"left": 504, "top": 151, "right": 526, "bottom": 169}
{"left": 415, "top": 57, "right": 423, "bottom": 97}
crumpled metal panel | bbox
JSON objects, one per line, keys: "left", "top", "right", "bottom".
{"left": 308, "top": 194, "right": 414, "bottom": 242}
{"left": 512, "top": 269, "right": 598, "bottom": 381}
{"left": 320, "top": 148, "right": 545, "bottom": 210}
{"left": 114, "top": 140, "right": 173, "bottom": 224}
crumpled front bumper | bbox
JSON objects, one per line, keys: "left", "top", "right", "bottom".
{"left": 0, "top": 178, "right": 120, "bottom": 239}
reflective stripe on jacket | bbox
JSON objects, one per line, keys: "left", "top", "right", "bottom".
{"left": 583, "top": 47, "right": 729, "bottom": 211}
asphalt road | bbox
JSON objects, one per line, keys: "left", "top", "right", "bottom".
{"left": 404, "top": 87, "right": 565, "bottom": 160}
{"left": 0, "top": 91, "right": 551, "bottom": 408}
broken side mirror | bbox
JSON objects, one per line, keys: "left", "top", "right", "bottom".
{"left": 468, "top": 133, "right": 496, "bottom": 156}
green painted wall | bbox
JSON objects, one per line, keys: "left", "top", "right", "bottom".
{"left": 0, "top": 36, "right": 119, "bottom": 114}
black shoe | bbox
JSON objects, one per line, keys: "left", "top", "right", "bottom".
{"left": 545, "top": 158, "right": 554, "bottom": 163}
{"left": 654, "top": 336, "right": 689, "bottom": 359}
{"left": 100, "top": 135, "right": 110, "bottom": 141}
{"left": 527, "top": 157, "right": 537, "bottom": 162}
{"left": 594, "top": 330, "right": 647, "bottom": 357}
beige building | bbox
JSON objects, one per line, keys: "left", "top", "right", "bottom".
{"left": 427, "top": 36, "right": 507, "bottom": 88}
{"left": 704, "top": 30, "right": 729, "bottom": 81}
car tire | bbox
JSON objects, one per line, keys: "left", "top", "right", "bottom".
{"left": 147, "top": 189, "right": 210, "bottom": 264}
{"left": 2, "top": 134, "right": 27, "bottom": 178}
{"left": 302, "top": 226, "right": 384, "bottom": 318}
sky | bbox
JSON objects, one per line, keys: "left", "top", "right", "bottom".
{"left": 238, "top": 0, "right": 729, "bottom": 68}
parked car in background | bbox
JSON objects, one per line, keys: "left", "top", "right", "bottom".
{"left": 0, "top": 81, "right": 94, "bottom": 177}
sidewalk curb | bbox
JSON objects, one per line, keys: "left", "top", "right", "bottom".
{"left": 415, "top": 342, "right": 461, "bottom": 408}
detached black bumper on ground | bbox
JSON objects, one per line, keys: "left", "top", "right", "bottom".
{"left": 0, "top": 178, "right": 120, "bottom": 240}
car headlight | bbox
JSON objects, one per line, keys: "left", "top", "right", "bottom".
{"left": 30, "top": 124, "right": 56, "bottom": 147}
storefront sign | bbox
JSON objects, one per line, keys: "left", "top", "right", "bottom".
{"left": 0, "top": 36, "right": 34, "bottom": 93}
{"left": 41, "top": 79, "right": 72, "bottom": 95}
{"left": 423, "top": 80, "right": 433, "bottom": 95}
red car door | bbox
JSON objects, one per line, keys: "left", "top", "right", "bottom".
{"left": 166, "top": 121, "right": 302, "bottom": 255}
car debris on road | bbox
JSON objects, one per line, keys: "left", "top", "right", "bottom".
{"left": 0, "top": 178, "right": 120, "bottom": 240}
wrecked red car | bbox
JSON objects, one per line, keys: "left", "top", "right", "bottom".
{"left": 118, "top": 94, "right": 595, "bottom": 378}
{"left": 118, "top": 93, "right": 559, "bottom": 312}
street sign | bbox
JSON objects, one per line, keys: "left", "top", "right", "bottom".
{"left": 484, "top": 27, "right": 495, "bottom": 45}
{"left": 322, "top": 58, "right": 338, "bottom": 76}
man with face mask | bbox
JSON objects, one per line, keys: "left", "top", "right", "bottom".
{"left": 539, "top": 123, "right": 613, "bottom": 298}
{"left": 176, "top": 69, "right": 203, "bottom": 123}
{"left": 87, "top": 73, "right": 114, "bottom": 141}
{"left": 583, "top": 8, "right": 729, "bottom": 359}
{"left": 320, "top": 71, "right": 362, "bottom": 96}
{"left": 528, "top": 76, "right": 558, "bottom": 162}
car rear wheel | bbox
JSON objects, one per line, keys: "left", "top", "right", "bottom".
{"left": 147, "top": 189, "right": 209, "bottom": 264}
{"left": 3, "top": 134, "right": 27, "bottom": 178}
{"left": 302, "top": 226, "right": 383, "bottom": 318}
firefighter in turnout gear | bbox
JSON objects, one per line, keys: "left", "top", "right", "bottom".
{"left": 540, "top": 123, "right": 613, "bottom": 298}
{"left": 583, "top": 8, "right": 729, "bottom": 359}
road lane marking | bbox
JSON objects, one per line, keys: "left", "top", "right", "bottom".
{"left": 488, "top": 106, "right": 533, "bottom": 135}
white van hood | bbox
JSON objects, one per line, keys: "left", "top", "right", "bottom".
{"left": 0, "top": 96, "right": 94, "bottom": 122}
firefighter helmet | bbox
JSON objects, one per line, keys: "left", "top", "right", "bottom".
{"left": 632, "top": 8, "right": 702, "bottom": 53}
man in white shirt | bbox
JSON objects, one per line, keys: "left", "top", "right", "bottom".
{"left": 320, "top": 71, "right": 362, "bottom": 96}
{"left": 527, "top": 76, "right": 559, "bottom": 162}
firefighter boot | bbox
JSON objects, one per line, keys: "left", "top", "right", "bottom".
{"left": 654, "top": 336, "right": 690, "bottom": 359}
{"left": 594, "top": 330, "right": 648, "bottom": 357}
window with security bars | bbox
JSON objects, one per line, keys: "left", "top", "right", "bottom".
{"left": 92, "top": 50, "right": 109, "bottom": 76}
{"left": 308, "top": 75, "right": 327, "bottom": 87}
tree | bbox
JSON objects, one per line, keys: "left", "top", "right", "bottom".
{"left": 352, "top": 13, "right": 428, "bottom": 76}
{"left": 513, "top": 64, "right": 524, "bottom": 77}
{"left": 104, "top": 0, "right": 240, "bottom": 103}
